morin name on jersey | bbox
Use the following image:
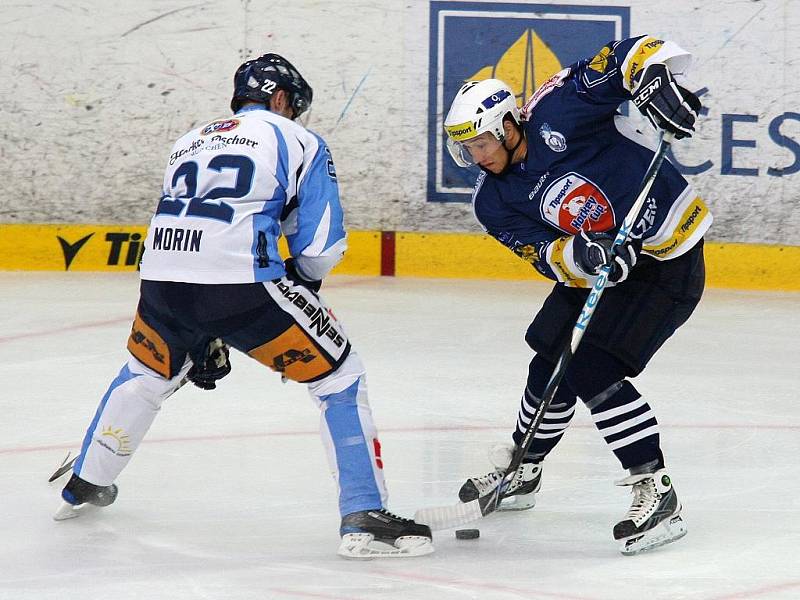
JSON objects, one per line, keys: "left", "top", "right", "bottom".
{"left": 151, "top": 227, "right": 203, "bottom": 252}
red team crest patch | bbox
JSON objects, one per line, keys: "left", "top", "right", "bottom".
{"left": 540, "top": 172, "right": 615, "bottom": 234}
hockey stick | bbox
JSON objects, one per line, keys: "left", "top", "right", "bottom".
{"left": 48, "top": 452, "right": 77, "bottom": 483}
{"left": 415, "top": 131, "right": 675, "bottom": 530}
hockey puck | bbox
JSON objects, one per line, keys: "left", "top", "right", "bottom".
{"left": 455, "top": 528, "right": 480, "bottom": 540}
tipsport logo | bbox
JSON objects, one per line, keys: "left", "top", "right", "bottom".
{"left": 427, "top": 2, "right": 629, "bottom": 202}
{"left": 57, "top": 230, "right": 146, "bottom": 270}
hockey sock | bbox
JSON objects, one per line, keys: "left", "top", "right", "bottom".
{"left": 512, "top": 354, "right": 577, "bottom": 462}
{"left": 563, "top": 346, "right": 663, "bottom": 471}
{"left": 319, "top": 378, "right": 384, "bottom": 516}
{"left": 586, "top": 381, "right": 663, "bottom": 470}
{"left": 310, "top": 351, "right": 387, "bottom": 517}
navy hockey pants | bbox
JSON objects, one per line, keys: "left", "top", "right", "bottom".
{"left": 526, "top": 240, "right": 705, "bottom": 376}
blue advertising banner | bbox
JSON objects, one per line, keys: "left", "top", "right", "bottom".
{"left": 428, "top": 2, "right": 630, "bottom": 202}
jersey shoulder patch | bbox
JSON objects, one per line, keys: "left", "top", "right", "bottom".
{"left": 580, "top": 40, "right": 622, "bottom": 87}
{"left": 521, "top": 68, "right": 571, "bottom": 118}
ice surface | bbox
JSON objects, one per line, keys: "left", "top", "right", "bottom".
{"left": 1, "top": 273, "right": 798, "bottom": 600}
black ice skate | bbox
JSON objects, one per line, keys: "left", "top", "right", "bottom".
{"left": 614, "top": 469, "right": 687, "bottom": 555}
{"left": 53, "top": 473, "right": 118, "bottom": 521}
{"left": 459, "top": 443, "right": 542, "bottom": 511}
{"left": 338, "top": 509, "right": 434, "bottom": 558}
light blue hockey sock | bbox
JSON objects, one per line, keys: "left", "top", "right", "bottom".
{"left": 321, "top": 379, "right": 383, "bottom": 516}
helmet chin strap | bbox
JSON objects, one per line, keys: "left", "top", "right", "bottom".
{"left": 481, "top": 124, "right": 525, "bottom": 175}
{"left": 502, "top": 125, "right": 525, "bottom": 172}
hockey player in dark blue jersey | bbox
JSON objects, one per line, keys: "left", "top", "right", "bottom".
{"left": 443, "top": 35, "right": 710, "bottom": 555}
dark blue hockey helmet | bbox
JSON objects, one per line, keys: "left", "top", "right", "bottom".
{"left": 230, "top": 53, "right": 313, "bottom": 118}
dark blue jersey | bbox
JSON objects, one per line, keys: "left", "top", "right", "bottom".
{"left": 471, "top": 36, "right": 712, "bottom": 287}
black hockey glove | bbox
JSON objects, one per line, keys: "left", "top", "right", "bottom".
{"left": 284, "top": 257, "right": 322, "bottom": 293}
{"left": 632, "top": 63, "right": 701, "bottom": 139}
{"left": 186, "top": 338, "right": 231, "bottom": 390}
{"left": 573, "top": 230, "right": 640, "bottom": 284}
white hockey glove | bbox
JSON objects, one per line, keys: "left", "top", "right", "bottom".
{"left": 284, "top": 257, "right": 322, "bottom": 293}
{"left": 632, "top": 63, "right": 701, "bottom": 139}
{"left": 574, "top": 230, "right": 640, "bottom": 284}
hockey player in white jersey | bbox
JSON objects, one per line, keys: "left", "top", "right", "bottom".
{"left": 442, "top": 35, "right": 709, "bottom": 555}
{"left": 54, "top": 53, "right": 433, "bottom": 558}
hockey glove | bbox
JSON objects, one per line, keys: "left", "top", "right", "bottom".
{"left": 632, "top": 63, "right": 701, "bottom": 139}
{"left": 574, "top": 230, "right": 640, "bottom": 284}
{"left": 284, "top": 257, "right": 322, "bottom": 293}
{"left": 186, "top": 338, "right": 231, "bottom": 390}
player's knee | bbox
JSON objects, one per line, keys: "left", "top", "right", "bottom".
{"left": 583, "top": 379, "right": 641, "bottom": 412}
{"left": 526, "top": 354, "right": 575, "bottom": 406}
{"left": 126, "top": 356, "right": 187, "bottom": 406}
{"left": 307, "top": 350, "right": 366, "bottom": 400}
{"left": 564, "top": 346, "right": 628, "bottom": 401}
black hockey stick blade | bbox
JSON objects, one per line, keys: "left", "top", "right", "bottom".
{"left": 48, "top": 452, "right": 77, "bottom": 483}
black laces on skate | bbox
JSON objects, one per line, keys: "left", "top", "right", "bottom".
{"left": 377, "top": 509, "right": 413, "bottom": 523}
{"left": 473, "top": 471, "right": 506, "bottom": 493}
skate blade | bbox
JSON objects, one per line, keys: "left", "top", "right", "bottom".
{"left": 619, "top": 514, "right": 687, "bottom": 556}
{"left": 337, "top": 533, "right": 434, "bottom": 559}
{"left": 497, "top": 492, "right": 536, "bottom": 512}
{"left": 53, "top": 501, "right": 86, "bottom": 521}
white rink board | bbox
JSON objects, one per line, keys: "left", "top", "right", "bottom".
{"left": 0, "top": 272, "right": 799, "bottom": 599}
{"left": 0, "top": 1, "right": 798, "bottom": 243}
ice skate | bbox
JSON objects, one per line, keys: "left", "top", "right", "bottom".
{"left": 458, "top": 443, "right": 542, "bottom": 511}
{"left": 614, "top": 469, "right": 687, "bottom": 555}
{"left": 54, "top": 473, "right": 118, "bottom": 521}
{"left": 338, "top": 509, "right": 434, "bottom": 558}
{"left": 458, "top": 462, "right": 541, "bottom": 510}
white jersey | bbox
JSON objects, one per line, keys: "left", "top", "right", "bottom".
{"left": 140, "top": 106, "right": 346, "bottom": 284}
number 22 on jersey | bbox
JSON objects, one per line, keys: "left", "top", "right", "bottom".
{"left": 156, "top": 154, "right": 255, "bottom": 224}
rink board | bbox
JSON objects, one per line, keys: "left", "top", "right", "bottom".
{"left": 0, "top": 224, "right": 798, "bottom": 291}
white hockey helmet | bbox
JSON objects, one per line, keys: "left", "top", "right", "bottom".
{"left": 443, "top": 79, "right": 521, "bottom": 167}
